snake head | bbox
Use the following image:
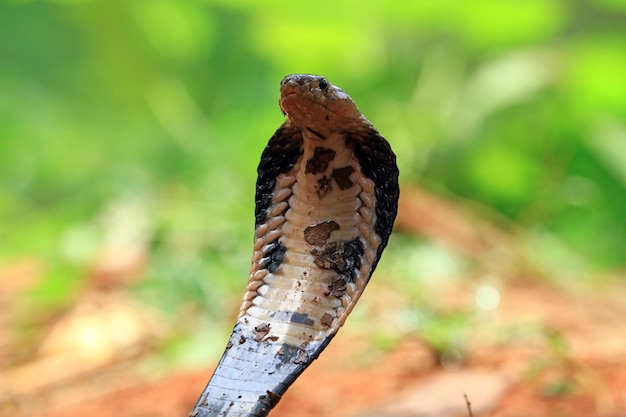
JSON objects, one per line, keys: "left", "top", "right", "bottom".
{"left": 279, "top": 74, "right": 363, "bottom": 134}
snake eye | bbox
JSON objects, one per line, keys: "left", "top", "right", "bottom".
{"left": 318, "top": 78, "right": 328, "bottom": 91}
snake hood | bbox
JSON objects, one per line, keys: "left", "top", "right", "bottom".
{"left": 192, "top": 75, "right": 399, "bottom": 417}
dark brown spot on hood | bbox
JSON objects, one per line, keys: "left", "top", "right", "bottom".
{"left": 321, "top": 313, "right": 333, "bottom": 327}
{"left": 254, "top": 323, "right": 271, "bottom": 342}
{"left": 331, "top": 166, "right": 355, "bottom": 190}
{"left": 311, "top": 242, "right": 347, "bottom": 271}
{"left": 325, "top": 277, "right": 347, "bottom": 298}
{"left": 305, "top": 147, "right": 336, "bottom": 174}
{"left": 293, "top": 348, "right": 309, "bottom": 364}
{"left": 304, "top": 221, "right": 340, "bottom": 246}
{"left": 316, "top": 176, "right": 332, "bottom": 199}
{"left": 311, "top": 238, "right": 363, "bottom": 282}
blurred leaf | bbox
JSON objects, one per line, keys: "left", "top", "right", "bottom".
{"left": 457, "top": 0, "right": 566, "bottom": 50}
{"left": 565, "top": 35, "right": 626, "bottom": 114}
{"left": 466, "top": 143, "right": 537, "bottom": 204}
{"left": 589, "top": 119, "right": 626, "bottom": 187}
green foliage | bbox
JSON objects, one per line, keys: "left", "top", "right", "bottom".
{"left": 1, "top": 1, "right": 625, "bottom": 335}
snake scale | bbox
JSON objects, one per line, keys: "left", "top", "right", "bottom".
{"left": 191, "top": 74, "right": 399, "bottom": 417}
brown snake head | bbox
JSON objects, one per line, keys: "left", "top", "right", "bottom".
{"left": 191, "top": 75, "right": 399, "bottom": 417}
{"left": 279, "top": 74, "right": 362, "bottom": 131}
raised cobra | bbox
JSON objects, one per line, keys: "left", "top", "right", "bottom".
{"left": 191, "top": 74, "right": 399, "bottom": 417}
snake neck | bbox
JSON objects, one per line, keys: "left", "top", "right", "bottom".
{"left": 239, "top": 128, "right": 380, "bottom": 347}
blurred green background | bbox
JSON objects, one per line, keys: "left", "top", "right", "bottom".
{"left": 1, "top": 0, "right": 625, "bottom": 371}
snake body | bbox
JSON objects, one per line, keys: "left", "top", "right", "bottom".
{"left": 191, "top": 74, "right": 399, "bottom": 417}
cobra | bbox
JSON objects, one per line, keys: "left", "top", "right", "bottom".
{"left": 191, "top": 74, "right": 399, "bottom": 417}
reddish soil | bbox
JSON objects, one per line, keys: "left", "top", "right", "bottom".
{"left": 3, "top": 280, "right": 626, "bottom": 417}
